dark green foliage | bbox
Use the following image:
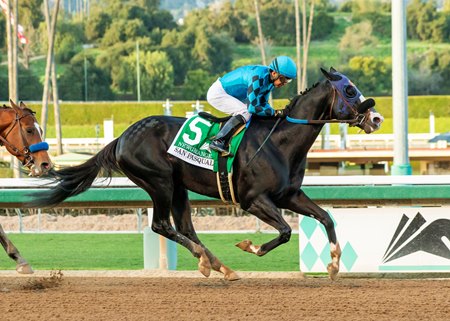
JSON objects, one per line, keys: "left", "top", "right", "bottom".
{"left": 182, "top": 69, "right": 216, "bottom": 100}
{"left": 406, "top": 0, "right": 447, "bottom": 42}
{"left": 54, "top": 20, "right": 86, "bottom": 64}
{"left": 353, "top": 11, "right": 391, "bottom": 38}
{"left": 85, "top": 10, "right": 112, "bottom": 42}
{"left": 0, "top": 66, "right": 43, "bottom": 101}
{"left": 58, "top": 55, "right": 114, "bottom": 101}
{"left": 311, "top": 11, "right": 336, "bottom": 40}
{"left": 0, "top": 15, "right": 5, "bottom": 49}
{"left": 342, "top": 56, "right": 392, "bottom": 96}
{"left": 259, "top": 1, "right": 295, "bottom": 45}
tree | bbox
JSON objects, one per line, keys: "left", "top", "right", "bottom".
{"left": 85, "top": 9, "right": 112, "bottom": 42}
{"left": 431, "top": 11, "right": 450, "bottom": 43}
{"left": 0, "top": 65, "right": 43, "bottom": 100}
{"left": 353, "top": 11, "right": 391, "bottom": 38}
{"left": 407, "top": 0, "right": 438, "bottom": 41}
{"left": 339, "top": 21, "right": 378, "bottom": 54}
{"left": 118, "top": 50, "right": 174, "bottom": 100}
{"left": 345, "top": 56, "right": 392, "bottom": 95}
{"left": 139, "top": 50, "right": 174, "bottom": 99}
{"left": 58, "top": 55, "right": 114, "bottom": 101}
{"left": 182, "top": 69, "right": 215, "bottom": 100}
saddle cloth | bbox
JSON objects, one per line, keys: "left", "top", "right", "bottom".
{"left": 167, "top": 115, "right": 246, "bottom": 172}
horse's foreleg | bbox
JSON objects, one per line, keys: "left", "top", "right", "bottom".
{"left": 0, "top": 224, "right": 33, "bottom": 274}
{"left": 171, "top": 186, "right": 239, "bottom": 281}
{"left": 237, "top": 195, "right": 292, "bottom": 256}
{"left": 285, "top": 190, "right": 341, "bottom": 280}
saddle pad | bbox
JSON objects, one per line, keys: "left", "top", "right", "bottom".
{"left": 167, "top": 115, "right": 245, "bottom": 172}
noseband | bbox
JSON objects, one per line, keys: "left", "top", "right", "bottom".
{"left": 0, "top": 110, "right": 49, "bottom": 167}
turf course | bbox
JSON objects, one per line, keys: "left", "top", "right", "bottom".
{"left": 0, "top": 233, "right": 300, "bottom": 272}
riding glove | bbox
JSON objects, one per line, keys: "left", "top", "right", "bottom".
{"left": 274, "top": 109, "right": 286, "bottom": 119}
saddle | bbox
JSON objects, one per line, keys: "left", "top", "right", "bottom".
{"left": 167, "top": 113, "right": 246, "bottom": 205}
{"left": 198, "top": 112, "right": 244, "bottom": 205}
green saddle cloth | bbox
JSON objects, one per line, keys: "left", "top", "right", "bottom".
{"left": 167, "top": 115, "right": 246, "bottom": 172}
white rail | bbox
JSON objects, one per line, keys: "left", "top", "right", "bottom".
{"left": 1, "top": 175, "right": 450, "bottom": 188}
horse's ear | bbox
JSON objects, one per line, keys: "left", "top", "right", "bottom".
{"left": 9, "top": 99, "right": 21, "bottom": 113}
{"left": 320, "top": 67, "right": 342, "bottom": 81}
{"left": 330, "top": 66, "right": 338, "bottom": 73}
{"left": 19, "top": 101, "right": 26, "bottom": 109}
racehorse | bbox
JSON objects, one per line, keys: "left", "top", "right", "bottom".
{"left": 28, "top": 68, "right": 383, "bottom": 280}
{"left": 0, "top": 100, "right": 53, "bottom": 274}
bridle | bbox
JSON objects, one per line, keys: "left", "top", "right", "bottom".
{"left": 246, "top": 82, "right": 367, "bottom": 167}
{"left": 285, "top": 82, "right": 366, "bottom": 126}
{"left": 0, "top": 109, "right": 49, "bottom": 167}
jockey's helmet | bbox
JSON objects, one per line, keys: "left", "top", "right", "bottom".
{"left": 269, "top": 56, "right": 297, "bottom": 79}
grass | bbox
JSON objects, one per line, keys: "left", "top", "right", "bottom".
{"left": 0, "top": 233, "right": 300, "bottom": 272}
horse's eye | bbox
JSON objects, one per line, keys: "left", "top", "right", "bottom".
{"left": 26, "top": 128, "right": 34, "bottom": 134}
{"left": 344, "top": 86, "right": 357, "bottom": 98}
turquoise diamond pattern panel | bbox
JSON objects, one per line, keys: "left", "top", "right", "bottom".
{"left": 302, "top": 243, "right": 319, "bottom": 270}
{"left": 320, "top": 243, "right": 331, "bottom": 267}
{"left": 341, "top": 242, "right": 358, "bottom": 271}
{"left": 299, "top": 217, "right": 318, "bottom": 239}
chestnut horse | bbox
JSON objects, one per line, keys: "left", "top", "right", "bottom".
{"left": 29, "top": 68, "right": 383, "bottom": 280}
{"left": 0, "top": 100, "right": 52, "bottom": 274}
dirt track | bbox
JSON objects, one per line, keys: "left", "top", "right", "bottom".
{"left": 0, "top": 271, "right": 449, "bottom": 321}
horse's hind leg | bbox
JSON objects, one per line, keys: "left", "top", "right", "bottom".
{"left": 0, "top": 224, "right": 33, "bottom": 274}
{"left": 121, "top": 170, "right": 212, "bottom": 277}
{"left": 171, "top": 185, "right": 240, "bottom": 281}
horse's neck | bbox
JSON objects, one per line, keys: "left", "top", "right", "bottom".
{"left": 0, "top": 110, "right": 12, "bottom": 134}
{"left": 276, "top": 85, "right": 331, "bottom": 166}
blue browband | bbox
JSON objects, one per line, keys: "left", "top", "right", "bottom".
{"left": 29, "top": 142, "right": 49, "bottom": 153}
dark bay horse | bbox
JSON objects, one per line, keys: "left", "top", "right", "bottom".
{"left": 1, "top": 100, "right": 53, "bottom": 274}
{"left": 29, "top": 68, "right": 383, "bottom": 280}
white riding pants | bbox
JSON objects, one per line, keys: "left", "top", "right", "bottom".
{"left": 207, "top": 79, "right": 251, "bottom": 122}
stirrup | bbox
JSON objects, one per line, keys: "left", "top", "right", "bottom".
{"left": 210, "top": 142, "right": 232, "bottom": 157}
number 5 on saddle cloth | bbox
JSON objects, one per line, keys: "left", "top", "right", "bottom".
{"left": 167, "top": 113, "right": 246, "bottom": 204}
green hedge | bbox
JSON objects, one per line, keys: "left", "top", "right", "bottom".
{"left": 15, "top": 95, "right": 450, "bottom": 127}
{"left": 373, "top": 96, "right": 450, "bottom": 118}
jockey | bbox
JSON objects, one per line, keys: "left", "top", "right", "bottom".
{"left": 207, "top": 55, "right": 297, "bottom": 156}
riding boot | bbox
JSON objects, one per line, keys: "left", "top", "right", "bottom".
{"left": 209, "top": 115, "right": 246, "bottom": 156}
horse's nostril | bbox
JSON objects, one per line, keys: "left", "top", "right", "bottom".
{"left": 373, "top": 117, "right": 381, "bottom": 124}
{"left": 42, "top": 162, "right": 51, "bottom": 170}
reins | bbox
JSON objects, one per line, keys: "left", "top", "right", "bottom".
{"left": 246, "top": 118, "right": 282, "bottom": 166}
{"left": 285, "top": 87, "right": 365, "bottom": 126}
{"left": 245, "top": 85, "right": 366, "bottom": 167}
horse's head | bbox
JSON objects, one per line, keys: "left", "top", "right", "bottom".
{"left": 0, "top": 100, "right": 53, "bottom": 176}
{"left": 321, "top": 67, "right": 383, "bottom": 133}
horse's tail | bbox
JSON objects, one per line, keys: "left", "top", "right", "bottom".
{"left": 27, "top": 139, "right": 121, "bottom": 208}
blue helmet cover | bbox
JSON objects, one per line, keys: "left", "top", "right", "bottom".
{"left": 269, "top": 56, "right": 297, "bottom": 79}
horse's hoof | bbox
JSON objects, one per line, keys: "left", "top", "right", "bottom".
{"left": 16, "top": 263, "right": 34, "bottom": 274}
{"left": 236, "top": 239, "right": 252, "bottom": 251}
{"left": 198, "top": 256, "right": 211, "bottom": 278}
{"left": 224, "top": 271, "right": 240, "bottom": 281}
{"left": 235, "top": 239, "right": 260, "bottom": 254}
{"left": 327, "top": 263, "right": 339, "bottom": 281}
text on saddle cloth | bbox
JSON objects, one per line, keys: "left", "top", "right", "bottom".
{"left": 167, "top": 115, "right": 246, "bottom": 172}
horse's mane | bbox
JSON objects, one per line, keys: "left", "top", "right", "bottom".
{"left": 285, "top": 81, "right": 321, "bottom": 113}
